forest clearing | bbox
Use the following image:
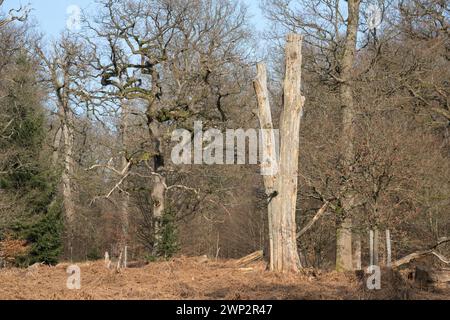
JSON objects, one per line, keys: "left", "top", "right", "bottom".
{"left": 0, "top": 256, "right": 448, "bottom": 300}
{"left": 0, "top": 0, "right": 449, "bottom": 302}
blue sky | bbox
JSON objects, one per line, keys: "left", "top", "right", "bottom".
{"left": 2, "top": 0, "right": 266, "bottom": 39}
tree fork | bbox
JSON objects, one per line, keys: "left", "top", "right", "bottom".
{"left": 254, "top": 33, "right": 305, "bottom": 272}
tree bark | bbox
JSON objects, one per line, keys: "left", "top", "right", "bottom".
{"left": 254, "top": 33, "right": 304, "bottom": 272}
{"left": 336, "top": 0, "right": 361, "bottom": 272}
{"left": 52, "top": 126, "right": 62, "bottom": 166}
{"left": 254, "top": 63, "right": 277, "bottom": 271}
{"left": 60, "top": 103, "right": 76, "bottom": 259}
{"left": 119, "top": 102, "right": 130, "bottom": 247}
{"left": 62, "top": 120, "right": 75, "bottom": 224}
{"left": 336, "top": 217, "right": 353, "bottom": 271}
{"left": 151, "top": 174, "right": 166, "bottom": 255}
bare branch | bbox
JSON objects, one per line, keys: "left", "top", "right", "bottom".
{"left": 392, "top": 237, "right": 450, "bottom": 268}
{"left": 297, "top": 202, "right": 330, "bottom": 238}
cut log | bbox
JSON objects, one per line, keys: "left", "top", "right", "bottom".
{"left": 415, "top": 267, "right": 450, "bottom": 289}
{"left": 127, "top": 261, "right": 149, "bottom": 268}
{"left": 238, "top": 268, "right": 254, "bottom": 273}
{"left": 196, "top": 255, "right": 209, "bottom": 264}
{"left": 235, "top": 251, "right": 264, "bottom": 267}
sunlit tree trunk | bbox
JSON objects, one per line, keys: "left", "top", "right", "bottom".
{"left": 119, "top": 101, "right": 130, "bottom": 247}
{"left": 254, "top": 34, "right": 305, "bottom": 272}
{"left": 61, "top": 107, "right": 76, "bottom": 259}
{"left": 336, "top": 0, "right": 361, "bottom": 272}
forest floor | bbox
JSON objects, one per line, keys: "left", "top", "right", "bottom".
{"left": 0, "top": 256, "right": 448, "bottom": 300}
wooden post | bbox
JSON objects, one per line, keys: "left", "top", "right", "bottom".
{"left": 386, "top": 229, "right": 392, "bottom": 267}
{"left": 369, "top": 230, "right": 374, "bottom": 266}
{"left": 373, "top": 228, "right": 379, "bottom": 266}
{"left": 253, "top": 33, "right": 305, "bottom": 272}
{"left": 123, "top": 246, "right": 128, "bottom": 268}
{"left": 354, "top": 233, "right": 362, "bottom": 270}
{"left": 116, "top": 249, "right": 123, "bottom": 272}
{"left": 105, "top": 251, "right": 112, "bottom": 269}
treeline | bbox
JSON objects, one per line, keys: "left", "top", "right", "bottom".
{"left": 0, "top": 0, "right": 448, "bottom": 270}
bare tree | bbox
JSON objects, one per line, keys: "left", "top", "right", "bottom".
{"left": 254, "top": 34, "right": 305, "bottom": 272}
{"left": 262, "top": 0, "right": 368, "bottom": 271}
{"left": 36, "top": 35, "right": 92, "bottom": 257}
{"left": 82, "top": 0, "right": 252, "bottom": 255}
{"left": 0, "top": 0, "right": 29, "bottom": 29}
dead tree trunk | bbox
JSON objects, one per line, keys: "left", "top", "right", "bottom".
{"left": 254, "top": 63, "right": 277, "bottom": 270}
{"left": 254, "top": 33, "right": 305, "bottom": 272}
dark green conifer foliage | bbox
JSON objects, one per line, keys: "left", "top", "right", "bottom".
{"left": 0, "top": 52, "right": 63, "bottom": 266}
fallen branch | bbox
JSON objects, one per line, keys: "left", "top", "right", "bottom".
{"left": 392, "top": 237, "right": 450, "bottom": 268}
{"left": 432, "top": 107, "right": 450, "bottom": 122}
{"left": 235, "top": 250, "right": 264, "bottom": 267}
{"left": 297, "top": 202, "right": 329, "bottom": 239}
